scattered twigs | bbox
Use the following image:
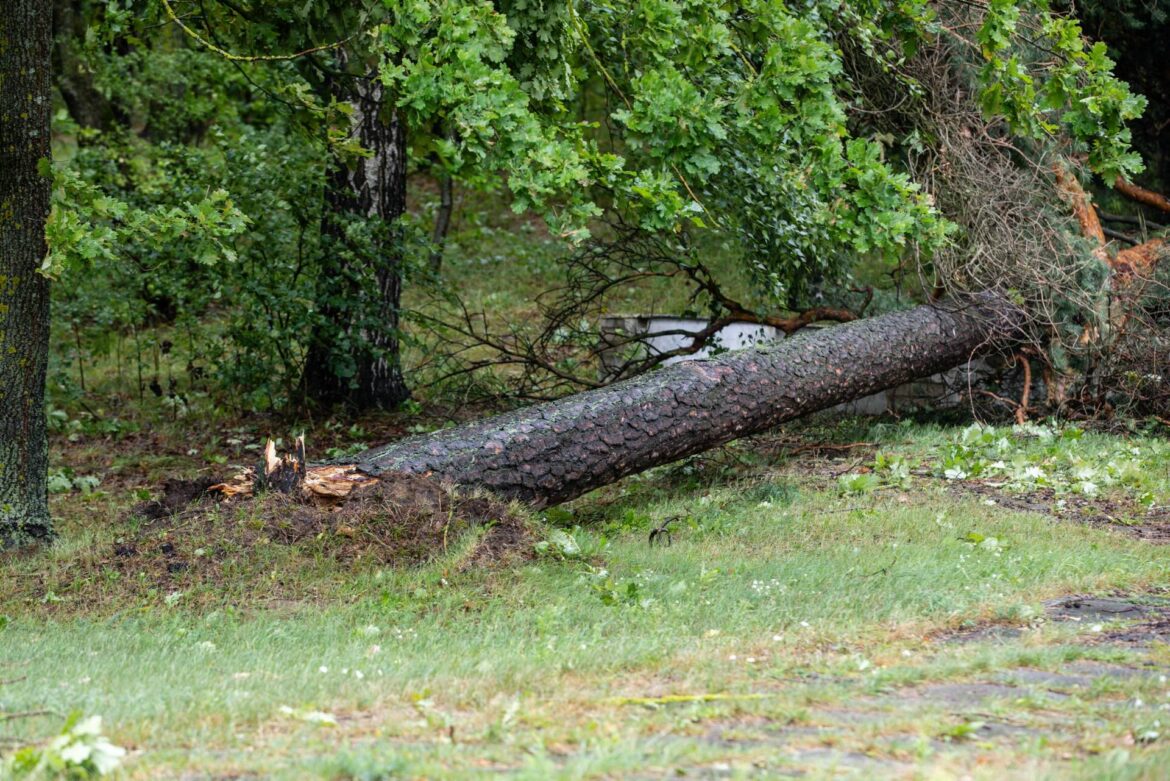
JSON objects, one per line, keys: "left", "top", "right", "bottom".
{"left": 852, "top": 286, "right": 875, "bottom": 317}
{"left": 978, "top": 389, "right": 1025, "bottom": 418}
{"left": 414, "top": 228, "right": 863, "bottom": 399}
{"left": 1097, "top": 211, "right": 1167, "bottom": 233}
{"left": 1015, "top": 353, "right": 1032, "bottom": 425}
{"left": 1102, "top": 226, "right": 1139, "bottom": 245}
{"left": 0, "top": 709, "right": 56, "bottom": 722}
{"left": 678, "top": 261, "right": 859, "bottom": 335}
{"left": 604, "top": 693, "right": 771, "bottom": 706}
{"left": 648, "top": 516, "right": 679, "bottom": 547}
{"left": 830, "top": 457, "right": 868, "bottom": 478}
{"left": 780, "top": 441, "right": 875, "bottom": 456}
{"left": 860, "top": 557, "right": 898, "bottom": 578}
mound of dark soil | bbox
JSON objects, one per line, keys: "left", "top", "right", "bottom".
{"left": 19, "top": 474, "right": 532, "bottom": 611}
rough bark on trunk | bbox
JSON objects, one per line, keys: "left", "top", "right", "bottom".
{"left": 303, "top": 52, "right": 410, "bottom": 410}
{"left": 350, "top": 296, "right": 1025, "bottom": 507}
{"left": 0, "top": 0, "right": 54, "bottom": 547}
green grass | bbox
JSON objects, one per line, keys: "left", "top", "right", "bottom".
{"left": 15, "top": 208, "right": 1170, "bottom": 778}
{"left": 4, "top": 421, "right": 1170, "bottom": 778}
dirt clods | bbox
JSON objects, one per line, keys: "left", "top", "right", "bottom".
{"left": 19, "top": 473, "right": 533, "bottom": 611}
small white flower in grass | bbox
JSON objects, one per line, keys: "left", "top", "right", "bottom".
{"left": 856, "top": 658, "right": 871, "bottom": 671}
{"left": 982, "top": 499, "right": 996, "bottom": 506}
{"left": 279, "top": 706, "right": 337, "bottom": 726}
{"left": 196, "top": 641, "right": 217, "bottom": 652}
{"left": 772, "top": 635, "right": 782, "bottom": 642}
{"left": 360, "top": 625, "right": 381, "bottom": 637}
{"left": 704, "top": 629, "right": 721, "bottom": 638}
{"left": 746, "top": 657, "right": 756, "bottom": 664}
{"left": 800, "top": 621, "right": 810, "bottom": 628}
{"left": 318, "top": 665, "right": 329, "bottom": 674}
{"left": 728, "top": 654, "right": 737, "bottom": 661}
{"left": 53, "top": 716, "right": 126, "bottom": 776}
{"left": 1091, "top": 624, "right": 1104, "bottom": 633}
{"left": 901, "top": 650, "right": 913, "bottom": 658}
{"left": 353, "top": 670, "right": 364, "bottom": 680}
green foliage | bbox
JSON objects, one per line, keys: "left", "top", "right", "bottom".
{"left": 45, "top": 164, "right": 248, "bottom": 283}
{"left": 47, "top": 0, "right": 1148, "bottom": 410}
{"left": 838, "top": 471, "right": 881, "bottom": 495}
{"left": 581, "top": 0, "right": 951, "bottom": 302}
{"left": 938, "top": 421, "right": 1168, "bottom": 500}
{"left": 976, "top": 0, "right": 1146, "bottom": 178}
{"left": 1, "top": 713, "right": 126, "bottom": 778}
{"left": 45, "top": 469, "right": 102, "bottom": 496}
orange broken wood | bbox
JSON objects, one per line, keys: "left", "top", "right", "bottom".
{"left": 255, "top": 435, "right": 307, "bottom": 494}
{"left": 208, "top": 437, "right": 380, "bottom": 506}
{"left": 1054, "top": 165, "right": 1106, "bottom": 246}
{"left": 1112, "top": 237, "right": 1168, "bottom": 280}
{"left": 1054, "top": 166, "right": 1168, "bottom": 281}
{"left": 1114, "top": 177, "right": 1170, "bottom": 214}
{"left": 208, "top": 463, "right": 379, "bottom": 505}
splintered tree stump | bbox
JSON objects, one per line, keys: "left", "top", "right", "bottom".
{"left": 345, "top": 294, "right": 1025, "bottom": 507}
{"left": 255, "top": 436, "right": 307, "bottom": 494}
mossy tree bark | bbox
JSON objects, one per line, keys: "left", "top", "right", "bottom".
{"left": 0, "top": 0, "right": 54, "bottom": 547}
{"left": 352, "top": 296, "right": 1025, "bottom": 507}
{"left": 302, "top": 52, "right": 410, "bottom": 411}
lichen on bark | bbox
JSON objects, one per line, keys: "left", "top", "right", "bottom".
{"left": 0, "top": 0, "right": 53, "bottom": 548}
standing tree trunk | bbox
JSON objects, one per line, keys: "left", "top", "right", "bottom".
{"left": 303, "top": 54, "right": 410, "bottom": 410}
{"left": 0, "top": 0, "right": 54, "bottom": 547}
{"left": 429, "top": 173, "right": 453, "bottom": 274}
{"left": 52, "top": 0, "right": 120, "bottom": 132}
{"left": 349, "top": 295, "right": 1025, "bottom": 507}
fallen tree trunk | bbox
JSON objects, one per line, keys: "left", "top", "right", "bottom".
{"left": 344, "top": 295, "right": 1024, "bottom": 507}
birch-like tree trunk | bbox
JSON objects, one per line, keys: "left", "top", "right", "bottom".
{"left": 303, "top": 52, "right": 410, "bottom": 410}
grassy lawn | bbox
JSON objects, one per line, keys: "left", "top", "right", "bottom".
{"left": 8, "top": 207, "right": 1170, "bottom": 779}
{"left": 4, "top": 416, "right": 1170, "bottom": 779}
